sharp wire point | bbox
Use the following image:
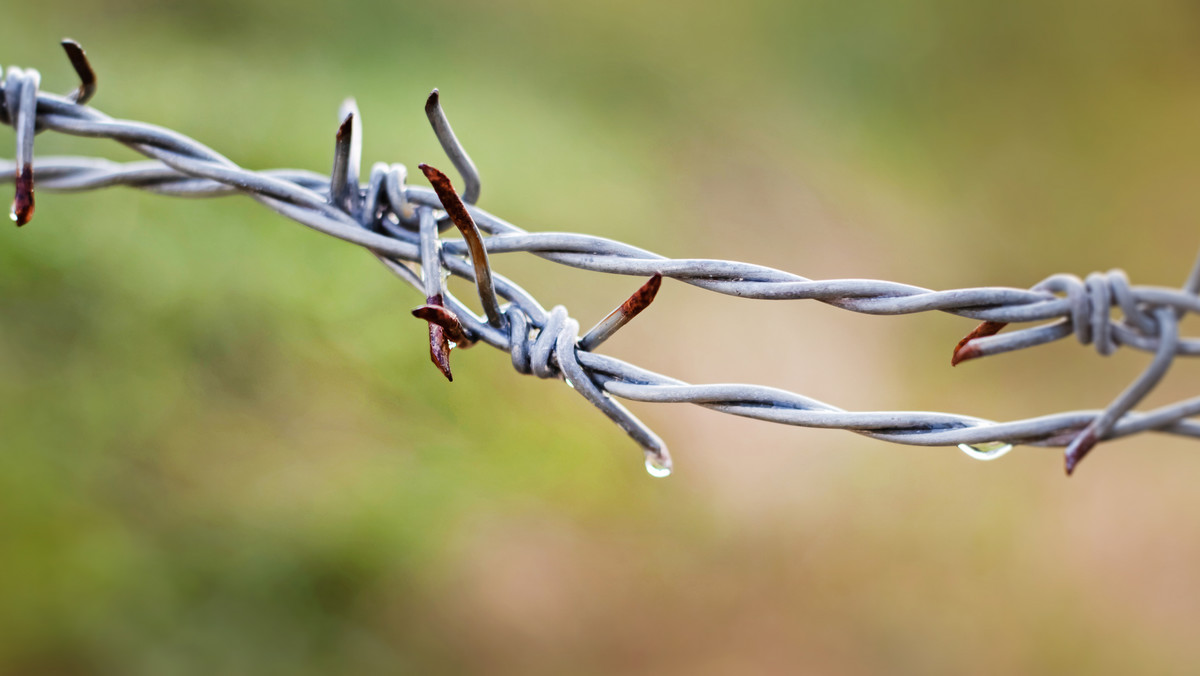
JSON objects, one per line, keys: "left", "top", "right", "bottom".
{"left": 426, "top": 318, "right": 454, "bottom": 382}
{"left": 423, "top": 90, "right": 480, "bottom": 205}
{"left": 1064, "top": 428, "right": 1096, "bottom": 476}
{"left": 60, "top": 39, "right": 97, "bottom": 105}
{"left": 951, "top": 320, "right": 1007, "bottom": 366}
{"left": 10, "top": 67, "right": 39, "bottom": 226}
{"left": 413, "top": 303, "right": 472, "bottom": 346}
{"left": 408, "top": 205, "right": 455, "bottom": 380}
{"left": 1060, "top": 306, "right": 1181, "bottom": 474}
{"left": 11, "top": 164, "right": 33, "bottom": 226}
{"left": 330, "top": 104, "right": 362, "bottom": 216}
{"left": 579, "top": 273, "right": 663, "bottom": 351}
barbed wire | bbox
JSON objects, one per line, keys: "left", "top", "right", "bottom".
{"left": 3, "top": 41, "right": 1199, "bottom": 477}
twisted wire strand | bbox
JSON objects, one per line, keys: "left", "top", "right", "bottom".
{"left": 3, "top": 46, "right": 1199, "bottom": 476}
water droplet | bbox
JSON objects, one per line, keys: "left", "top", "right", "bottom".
{"left": 447, "top": 340, "right": 457, "bottom": 349}
{"left": 8, "top": 210, "right": 17, "bottom": 222}
{"left": 957, "top": 441, "right": 1014, "bottom": 461}
{"left": 563, "top": 377, "right": 575, "bottom": 390}
{"left": 644, "top": 456, "right": 672, "bottom": 478}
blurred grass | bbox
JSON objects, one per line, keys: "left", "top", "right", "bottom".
{"left": 3, "top": 1, "right": 1200, "bottom": 674}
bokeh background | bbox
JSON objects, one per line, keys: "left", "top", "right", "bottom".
{"left": 2, "top": 1, "right": 1200, "bottom": 674}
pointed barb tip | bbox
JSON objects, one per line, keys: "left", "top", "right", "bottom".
{"left": 1063, "top": 428, "right": 1098, "bottom": 477}
{"left": 578, "top": 273, "right": 663, "bottom": 351}
{"left": 951, "top": 320, "right": 1007, "bottom": 366}
{"left": 426, "top": 321, "right": 453, "bottom": 382}
{"left": 11, "top": 164, "right": 34, "bottom": 227}
{"left": 412, "top": 303, "right": 472, "bottom": 346}
{"left": 336, "top": 113, "right": 354, "bottom": 140}
{"left": 60, "top": 39, "right": 97, "bottom": 104}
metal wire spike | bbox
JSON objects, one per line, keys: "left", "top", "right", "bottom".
{"left": 579, "top": 273, "right": 662, "bottom": 352}
{"left": 412, "top": 206, "right": 455, "bottom": 381}
{"left": 7, "top": 67, "right": 39, "bottom": 226}
{"left": 418, "top": 297, "right": 455, "bottom": 382}
{"left": 418, "top": 163, "right": 504, "bottom": 329}
{"left": 60, "top": 40, "right": 97, "bottom": 105}
{"left": 412, "top": 303, "right": 471, "bottom": 345}
{"left": 424, "top": 89, "right": 480, "bottom": 205}
{"left": 330, "top": 98, "right": 362, "bottom": 217}
{"left": 951, "top": 320, "right": 1008, "bottom": 366}
{"left": 1064, "top": 307, "right": 1181, "bottom": 475}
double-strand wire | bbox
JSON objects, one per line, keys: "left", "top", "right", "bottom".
{"left": 2, "top": 42, "right": 1199, "bottom": 475}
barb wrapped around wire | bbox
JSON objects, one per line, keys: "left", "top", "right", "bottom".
{"left": 3, "top": 42, "right": 1199, "bottom": 477}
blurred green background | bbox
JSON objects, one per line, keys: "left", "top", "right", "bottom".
{"left": 3, "top": 1, "right": 1200, "bottom": 674}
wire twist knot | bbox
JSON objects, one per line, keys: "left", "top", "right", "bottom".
{"left": 1037, "top": 270, "right": 1156, "bottom": 355}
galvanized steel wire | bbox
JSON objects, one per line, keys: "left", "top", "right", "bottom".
{"left": 3, "top": 43, "right": 1199, "bottom": 476}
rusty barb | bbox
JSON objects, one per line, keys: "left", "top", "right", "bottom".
{"left": 3, "top": 41, "right": 1200, "bottom": 479}
{"left": 60, "top": 40, "right": 97, "bottom": 105}
{"left": 3, "top": 40, "right": 97, "bottom": 226}
{"left": 578, "top": 273, "right": 662, "bottom": 352}
{"left": 410, "top": 204, "right": 473, "bottom": 381}
{"left": 950, "top": 320, "right": 1007, "bottom": 367}
{"left": 418, "top": 162, "right": 504, "bottom": 330}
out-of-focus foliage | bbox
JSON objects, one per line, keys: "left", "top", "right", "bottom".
{"left": 2, "top": 1, "right": 1200, "bottom": 674}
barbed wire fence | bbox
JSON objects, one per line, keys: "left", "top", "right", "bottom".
{"left": 3, "top": 41, "right": 1199, "bottom": 477}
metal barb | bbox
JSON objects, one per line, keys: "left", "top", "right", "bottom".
{"left": 8, "top": 67, "right": 39, "bottom": 226}
{"left": 330, "top": 99, "right": 362, "bottom": 217}
{"left": 412, "top": 303, "right": 472, "bottom": 346}
{"left": 424, "top": 89, "right": 480, "bottom": 205}
{"left": 1064, "top": 307, "right": 1182, "bottom": 475}
{"left": 413, "top": 206, "right": 456, "bottom": 381}
{"left": 418, "top": 295, "right": 455, "bottom": 381}
{"left": 951, "top": 320, "right": 1007, "bottom": 366}
{"left": 60, "top": 40, "right": 97, "bottom": 105}
{"left": 579, "top": 273, "right": 662, "bottom": 351}
{"left": 418, "top": 163, "right": 504, "bottom": 329}
{"left": 1063, "top": 260, "right": 1198, "bottom": 474}
{"left": 1063, "top": 427, "right": 1097, "bottom": 476}
{"left": 11, "top": 163, "right": 33, "bottom": 226}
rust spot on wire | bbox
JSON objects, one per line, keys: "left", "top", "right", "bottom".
{"left": 418, "top": 163, "right": 504, "bottom": 328}
{"left": 61, "top": 39, "right": 97, "bottom": 105}
{"left": 11, "top": 164, "right": 34, "bottom": 226}
{"left": 950, "top": 320, "right": 1007, "bottom": 366}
